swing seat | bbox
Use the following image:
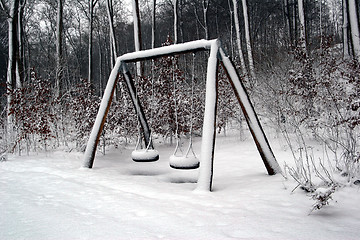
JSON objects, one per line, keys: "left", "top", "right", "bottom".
{"left": 169, "top": 154, "right": 200, "bottom": 170}
{"left": 132, "top": 149, "right": 159, "bottom": 162}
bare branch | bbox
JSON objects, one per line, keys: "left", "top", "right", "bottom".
{"left": 75, "top": 0, "right": 89, "bottom": 20}
{"left": 192, "top": 3, "right": 205, "bottom": 30}
{"left": 0, "top": 0, "right": 10, "bottom": 17}
{"left": 20, "top": 0, "right": 26, "bottom": 8}
{"left": 203, "top": 0, "right": 210, "bottom": 10}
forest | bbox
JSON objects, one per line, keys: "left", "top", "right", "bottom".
{"left": 1, "top": 0, "right": 360, "bottom": 198}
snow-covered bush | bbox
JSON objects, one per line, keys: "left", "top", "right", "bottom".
{"left": 104, "top": 78, "right": 138, "bottom": 148}
{"left": 216, "top": 67, "right": 239, "bottom": 135}
{"left": 287, "top": 38, "right": 359, "bottom": 182}
{"left": 67, "top": 79, "right": 100, "bottom": 151}
{"left": 8, "top": 70, "right": 55, "bottom": 153}
{"left": 310, "top": 184, "right": 337, "bottom": 213}
{"left": 254, "top": 37, "right": 360, "bottom": 210}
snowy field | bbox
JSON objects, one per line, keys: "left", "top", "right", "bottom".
{"left": 1, "top": 134, "right": 360, "bottom": 240}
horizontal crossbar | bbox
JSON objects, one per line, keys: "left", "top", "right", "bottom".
{"left": 118, "top": 39, "right": 217, "bottom": 62}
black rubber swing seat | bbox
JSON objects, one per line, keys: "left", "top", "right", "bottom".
{"left": 169, "top": 155, "right": 200, "bottom": 170}
{"left": 131, "top": 149, "right": 160, "bottom": 162}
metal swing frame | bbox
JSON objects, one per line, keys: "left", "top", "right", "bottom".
{"left": 82, "top": 39, "right": 281, "bottom": 191}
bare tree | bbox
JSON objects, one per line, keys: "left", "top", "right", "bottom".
{"left": 173, "top": 0, "right": 178, "bottom": 44}
{"left": 15, "top": 0, "right": 25, "bottom": 89}
{"left": 152, "top": 0, "right": 156, "bottom": 48}
{"left": 1, "top": 0, "right": 20, "bottom": 90}
{"left": 203, "top": 0, "right": 210, "bottom": 40}
{"left": 132, "top": 0, "right": 142, "bottom": 76}
{"left": 227, "top": 0, "right": 234, "bottom": 56}
{"left": 348, "top": 0, "right": 360, "bottom": 61}
{"left": 241, "top": 0, "right": 255, "bottom": 79}
{"left": 293, "top": 0, "right": 298, "bottom": 46}
{"left": 284, "top": 0, "right": 294, "bottom": 46}
{"left": 56, "top": 0, "right": 64, "bottom": 96}
{"left": 232, "top": 0, "right": 248, "bottom": 78}
{"left": 88, "top": 0, "right": 98, "bottom": 84}
{"left": 343, "top": 0, "right": 350, "bottom": 59}
{"left": 106, "top": 0, "right": 117, "bottom": 66}
{"left": 1, "top": 0, "right": 20, "bottom": 156}
{"left": 298, "top": 0, "right": 307, "bottom": 54}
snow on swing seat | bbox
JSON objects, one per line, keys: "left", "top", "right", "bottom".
{"left": 169, "top": 154, "right": 200, "bottom": 170}
{"left": 132, "top": 149, "right": 159, "bottom": 162}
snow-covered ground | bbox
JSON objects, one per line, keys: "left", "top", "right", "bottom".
{"left": 1, "top": 134, "right": 360, "bottom": 240}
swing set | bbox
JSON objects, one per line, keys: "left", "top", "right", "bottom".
{"left": 83, "top": 39, "right": 281, "bottom": 191}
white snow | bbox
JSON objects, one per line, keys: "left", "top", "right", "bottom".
{"left": 1, "top": 134, "right": 360, "bottom": 240}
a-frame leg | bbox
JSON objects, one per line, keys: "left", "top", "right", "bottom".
{"left": 196, "top": 40, "right": 220, "bottom": 192}
{"left": 83, "top": 59, "right": 122, "bottom": 168}
{"left": 121, "top": 63, "right": 153, "bottom": 149}
{"left": 219, "top": 47, "right": 281, "bottom": 175}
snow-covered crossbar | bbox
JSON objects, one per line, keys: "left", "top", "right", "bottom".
{"left": 83, "top": 39, "right": 281, "bottom": 191}
{"left": 119, "top": 39, "right": 213, "bottom": 62}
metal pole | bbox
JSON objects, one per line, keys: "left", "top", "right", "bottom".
{"left": 196, "top": 40, "right": 220, "bottom": 192}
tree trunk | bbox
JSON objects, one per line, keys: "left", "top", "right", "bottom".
{"left": 88, "top": 0, "right": 94, "bottom": 84}
{"left": 152, "top": 0, "right": 156, "bottom": 48}
{"left": 97, "top": 30, "right": 103, "bottom": 97}
{"left": 227, "top": 0, "right": 234, "bottom": 57}
{"left": 319, "top": 0, "right": 322, "bottom": 50}
{"left": 106, "top": 0, "right": 117, "bottom": 66}
{"left": 56, "top": 0, "right": 63, "bottom": 96}
{"left": 5, "top": 0, "right": 20, "bottom": 156}
{"left": 241, "top": 0, "right": 256, "bottom": 80}
{"left": 15, "top": 0, "right": 25, "bottom": 88}
{"left": 7, "top": 2, "right": 18, "bottom": 93}
{"left": 203, "top": 0, "right": 210, "bottom": 40}
{"left": 132, "top": 0, "right": 143, "bottom": 77}
{"left": 297, "top": 0, "right": 307, "bottom": 54}
{"left": 293, "top": 0, "right": 298, "bottom": 46}
{"left": 284, "top": 0, "right": 294, "bottom": 46}
{"left": 179, "top": 0, "right": 184, "bottom": 43}
{"left": 348, "top": 0, "right": 360, "bottom": 61}
{"left": 232, "top": 0, "right": 248, "bottom": 78}
{"left": 343, "top": 0, "right": 350, "bottom": 59}
{"left": 194, "top": 5, "right": 200, "bottom": 40}
{"left": 173, "top": 0, "right": 178, "bottom": 44}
